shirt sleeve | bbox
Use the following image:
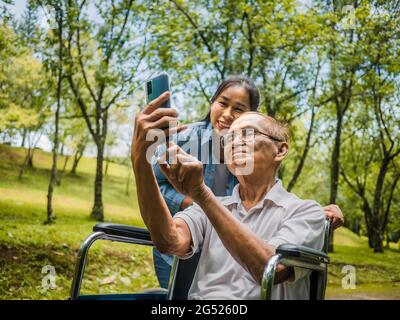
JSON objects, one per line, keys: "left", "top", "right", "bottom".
{"left": 267, "top": 200, "right": 326, "bottom": 283}
{"left": 173, "top": 203, "right": 208, "bottom": 260}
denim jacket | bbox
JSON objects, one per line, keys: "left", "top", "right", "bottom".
{"left": 152, "top": 120, "right": 238, "bottom": 215}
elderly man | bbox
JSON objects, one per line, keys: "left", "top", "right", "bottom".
{"left": 131, "top": 92, "right": 325, "bottom": 300}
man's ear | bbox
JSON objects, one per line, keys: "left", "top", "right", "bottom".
{"left": 275, "top": 142, "right": 289, "bottom": 162}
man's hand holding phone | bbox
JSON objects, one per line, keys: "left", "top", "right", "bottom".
{"left": 131, "top": 91, "right": 187, "bottom": 170}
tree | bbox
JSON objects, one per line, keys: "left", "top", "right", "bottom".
{"left": 103, "top": 131, "right": 117, "bottom": 177}
{"left": 63, "top": 0, "right": 147, "bottom": 220}
{"left": 148, "top": 0, "right": 250, "bottom": 114}
{"left": 39, "top": 0, "right": 66, "bottom": 224}
{"left": 66, "top": 120, "right": 90, "bottom": 175}
{"left": 340, "top": 16, "right": 400, "bottom": 252}
{"left": 310, "top": 0, "right": 374, "bottom": 251}
{"left": 151, "top": 0, "right": 329, "bottom": 188}
{"left": 0, "top": 22, "right": 50, "bottom": 178}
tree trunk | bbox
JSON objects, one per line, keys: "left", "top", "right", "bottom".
{"left": 365, "top": 219, "right": 375, "bottom": 249}
{"left": 277, "top": 163, "right": 285, "bottom": 181}
{"left": 368, "top": 155, "right": 390, "bottom": 252}
{"left": 91, "top": 141, "right": 105, "bottom": 221}
{"left": 18, "top": 147, "right": 33, "bottom": 180}
{"left": 27, "top": 148, "right": 34, "bottom": 168}
{"left": 46, "top": 143, "right": 59, "bottom": 225}
{"left": 353, "top": 218, "right": 360, "bottom": 236}
{"left": 46, "top": 2, "right": 63, "bottom": 225}
{"left": 70, "top": 150, "right": 83, "bottom": 175}
{"left": 371, "top": 217, "right": 384, "bottom": 253}
{"left": 362, "top": 202, "right": 374, "bottom": 248}
{"left": 287, "top": 106, "right": 315, "bottom": 192}
{"left": 56, "top": 155, "right": 69, "bottom": 186}
{"left": 91, "top": 107, "right": 108, "bottom": 221}
{"left": 104, "top": 160, "right": 109, "bottom": 176}
{"left": 328, "top": 114, "right": 343, "bottom": 252}
{"left": 373, "top": 237, "right": 384, "bottom": 253}
{"left": 367, "top": 225, "right": 373, "bottom": 248}
{"left": 18, "top": 154, "right": 28, "bottom": 180}
{"left": 385, "top": 230, "right": 390, "bottom": 248}
{"left": 21, "top": 128, "right": 27, "bottom": 147}
{"left": 330, "top": 114, "right": 343, "bottom": 204}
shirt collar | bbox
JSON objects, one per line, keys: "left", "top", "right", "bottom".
{"left": 221, "top": 179, "right": 289, "bottom": 209}
{"left": 200, "top": 121, "right": 213, "bottom": 142}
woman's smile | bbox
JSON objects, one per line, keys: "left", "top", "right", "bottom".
{"left": 216, "top": 120, "right": 231, "bottom": 131}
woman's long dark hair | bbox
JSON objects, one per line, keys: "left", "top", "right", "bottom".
{"left": 202, "top": 75, "right": 260, "bottom": 122}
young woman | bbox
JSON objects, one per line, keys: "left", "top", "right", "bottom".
{"left": 151, "top": 75, "right": 344, "bottom": 288}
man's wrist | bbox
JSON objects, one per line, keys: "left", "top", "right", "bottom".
{"left": 190, "top": 183, "right": 211, "bottom": 204}
{"left": 132, "top": 153, "right": 152, "bottom": 173}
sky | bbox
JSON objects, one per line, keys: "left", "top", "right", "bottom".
{"left": 8, "top": 0, "right": 26, "bottom": 19}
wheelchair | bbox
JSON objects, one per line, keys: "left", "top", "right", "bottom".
{"left": 70, "top": 219, "right": 331, "bottom": 300}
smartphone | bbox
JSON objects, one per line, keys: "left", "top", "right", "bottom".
{"left": 146, "top": 73, "right": 173, "bottom": 155}
{"left": 146, "top": 73, "right": 171, "bottom": 108}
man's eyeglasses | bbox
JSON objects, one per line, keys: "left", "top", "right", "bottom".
{"left": 221, "top": 128, "right": 285, "bottom": 147}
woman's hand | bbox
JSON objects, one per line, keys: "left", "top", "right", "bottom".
{"left": 157, "top": 143, "right": 206, "bottom": 200}
{"left": 180, "top": 197, "right": 194, "bottom": 210}
{"left": 324, "top": 204, "right": 344, "bottom": 230}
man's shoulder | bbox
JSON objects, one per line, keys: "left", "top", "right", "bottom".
{"left": 286, "top": 191, "right": 322, "bottom": 208}
{"left": 282, "top": 190, "right": 324, "bottom": 218}
{"left": 174, "top": 201, "right": 205, "bottom": 218}
{"left": 216, "top": 195, "right": 233, "bottom": 206}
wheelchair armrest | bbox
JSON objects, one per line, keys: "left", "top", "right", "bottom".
{"left": 70, "top": 224, "right": 153, "bottom": 299}
{"left": 93, "top": 223, "right": 151, "bottom": 242}
{"left": 276, "top": 244, "right": 329, "bottom": 265}
{"left": 261, "top": 244, "right": 330, "bottom": 300}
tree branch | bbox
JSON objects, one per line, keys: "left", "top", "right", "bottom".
{"left": 67, "top": 74, "right": 96, "bottom": 139}
{"left": 168, "top": 0, "right": 224, "bottom": 79}
{"left": 76, "top": 17, "right": 98, "bottom": 104}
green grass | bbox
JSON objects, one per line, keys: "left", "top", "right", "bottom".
{"left": 0, "top": 144, "right": 399, "bottom": 300}
{"left": 0, "top": 145, "right": 139, "bottom": 214}
{"left": 0, "top": 144, "right": 157, "bottom": 299}
{"left": 326, "top": 228, "right": 400, "bottom": 299}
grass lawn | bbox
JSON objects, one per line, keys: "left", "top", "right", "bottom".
{"left": 0, "top": 144, "right": 157, "bottom": 299}
{"left": 326, "top": 228, "right": 400, "bottom": 299}
{"left": 0, "top": 144, "right": 399, "bottom": 299}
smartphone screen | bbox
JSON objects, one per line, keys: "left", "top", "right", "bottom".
{"left": 146, "top": 73, "right": 171, "bottom": 108}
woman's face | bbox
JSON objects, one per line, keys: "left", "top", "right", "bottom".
{"left": 210, "top": 85, "right": 251, "bottom": 136}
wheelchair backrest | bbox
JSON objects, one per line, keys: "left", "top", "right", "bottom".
{"left": 310, "top": 219, "right": 331, "bottom": 300}
{"left": 167, "top": 252, "right": 201, "bottom": 300}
